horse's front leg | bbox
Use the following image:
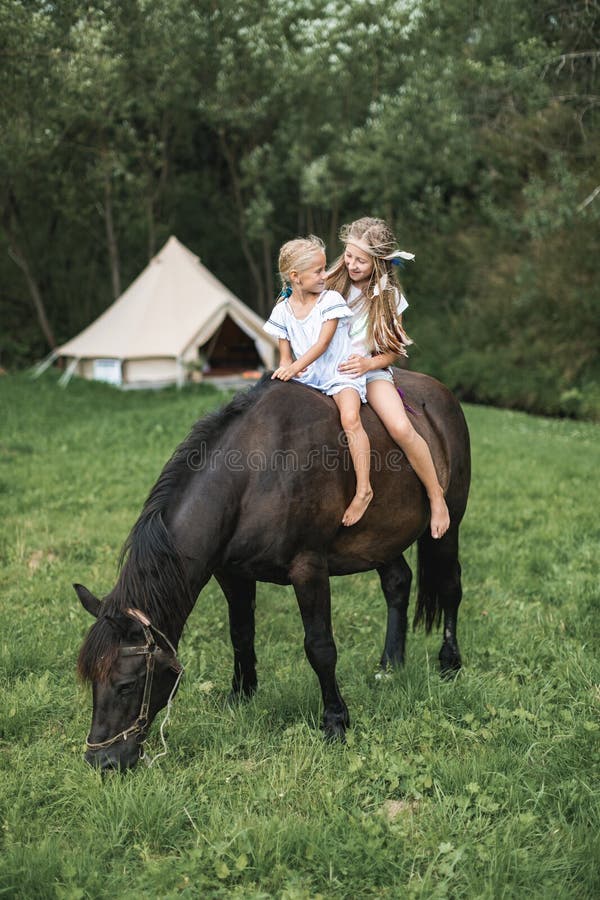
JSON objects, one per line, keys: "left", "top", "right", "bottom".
{"left": 214, "top": 569, "right": 258, "bottom": 700}
{"left": 377, "top": 555, "right": 412, "bottom": 671}
{"left": 290, "top": 551, "right": 349, "bottom": 741}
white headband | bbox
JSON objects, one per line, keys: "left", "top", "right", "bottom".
{"left": 344, "top": 237, "right": 415, "bottom": 263}
{"left": 384, "top": 250, "right": 415, "bottom": 263}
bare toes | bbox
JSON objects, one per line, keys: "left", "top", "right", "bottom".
{"left": 342, "top": 490, "right": 373, "bottom": 527}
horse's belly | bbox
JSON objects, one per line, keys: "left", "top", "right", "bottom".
{"left": 222, "top": 452, "right": 428, "bottom": 580}
{"left": 327, "top": 512, "right": 426, "bottom": 574}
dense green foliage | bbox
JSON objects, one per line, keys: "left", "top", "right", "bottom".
{"left": 1, "top": 0, "right": 599, "bottom": 418}
{"left": 0, "top": 375, "right": 598, "bottom": 897}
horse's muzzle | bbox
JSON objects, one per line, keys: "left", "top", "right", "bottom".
{"left": 84, "top": 744, "right": 141, "bottom": 773}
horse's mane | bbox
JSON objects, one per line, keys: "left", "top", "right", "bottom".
{"left": 78, "top": 376, "right": 272, "bottom": 681}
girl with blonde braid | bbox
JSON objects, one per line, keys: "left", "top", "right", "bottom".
{"left": 264, "top": 236, "right": 373, "bottom": 526}
{"left": 328, "top": 217, "right": 450, "bottom": 539}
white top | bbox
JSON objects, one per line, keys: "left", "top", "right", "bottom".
{"left": 264, "top": 289, "right": 366, "bottom": 401}
{"left": 347, "top": 282, "right": 409, "bottom": 357}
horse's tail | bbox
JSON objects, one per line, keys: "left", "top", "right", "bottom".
{"left": 414, "top": 530, "right": 445, "bottom": 633}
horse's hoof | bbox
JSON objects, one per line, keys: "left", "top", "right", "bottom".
{"left": 321, "top": 708, "right": 349, "bottom": 742}
{"left": 225, "top": 685, "right": 257, "bottom": 706}
{"left": 439, "top": 656, "right": 461, "bottom": 679}
{"left": 378, "top": 655, "right": 404, "bottom": 672}
{"left": 439, "top": 644, "right": 461, "bottom": 678}
{"left": 322, "top": 722, "right": 347, "bottom": 743}
{"left": 375, "top": 658, "right": 404, "bottom": 680}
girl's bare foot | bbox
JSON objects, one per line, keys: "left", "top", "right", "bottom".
{"left": 342, "top": 488, "right": 374, "bottom": 527}
{"left": 430, "top": 494, "right": 450, "bottom": 539}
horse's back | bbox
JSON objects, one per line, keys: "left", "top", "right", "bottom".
{"left": 221, "top": 375, "right": 470, "bottom": 578}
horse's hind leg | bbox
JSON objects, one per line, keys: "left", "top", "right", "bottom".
{"left": 377, "top": 555, "right": 412, "bottom": 671}
{"left": 436, "top": 532, "right": 462, "bottom": 676}
{"left": 214, "top": 569, "right": 258, "bottom": 700}
{"left": 290, "top": 551, "right": 349, "bottom": 741}
{"left": 415, "top": 527, "right": 462, "bottom": 676}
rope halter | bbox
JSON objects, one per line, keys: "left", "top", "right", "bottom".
{"left": 85, "top": 607, "right": 184, "bottom": 753}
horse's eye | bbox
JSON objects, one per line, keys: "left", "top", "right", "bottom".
{"left": 117, "top": 680, "right": 137, "bottom": 695}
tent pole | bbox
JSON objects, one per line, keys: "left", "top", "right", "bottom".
{"left": 31, "top": 350, "right": 59, "bottom": 379}
{"left": 176, "top": 357, "right": 185, "bottom": 389}
{"left": 58, "top": 357, "right": 79, "bottom": 387}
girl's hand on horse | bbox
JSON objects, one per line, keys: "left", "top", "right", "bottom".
{"left": 338, "top": 354, "right": 372, "bottom": 377}
{"left": 272, "top": 362, "right": 306, "bottom": 381}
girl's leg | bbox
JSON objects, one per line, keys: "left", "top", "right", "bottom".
{"left": 333, "top": 389, "right": 373, "bottom": 526}
{"left": 367, "top": 379, "right": 450, "bottom": 539}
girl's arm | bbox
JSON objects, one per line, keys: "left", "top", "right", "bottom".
{"left": 277, "top": 338, "right": 293, "bottom": 368}
{"left": 338, "top": 350, "right": 397, "bottom": 377}
{"left": 339, "top": 310, "right": 405, "bottom": 375}
{"left": 369, "top": 350, "right": 398, "bottom": 370}
{"left": 272, "top": 319, "right": 338, "bottom": 381}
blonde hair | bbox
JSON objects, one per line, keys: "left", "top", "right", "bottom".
{"left": 326, "top": 217, "right": 413, "bottom": 357}
{"left": 277, "top": 235, "right": 325, "bottom": 299}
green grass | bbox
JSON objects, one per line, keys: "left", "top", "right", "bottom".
{"left": 1, "top": 372, "right": 598, "bottom": 899}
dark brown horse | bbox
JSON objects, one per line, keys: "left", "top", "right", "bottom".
{"left": 76, "top": 371, "right": 470, "bottom": 770}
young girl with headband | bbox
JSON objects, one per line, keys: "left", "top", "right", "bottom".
{"left": 328, "top": 217, "right": 450, "bottom": 539}
{"left": 264, "top": 236, "right": 373, "bottom": 527}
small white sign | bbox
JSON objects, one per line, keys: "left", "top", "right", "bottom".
{"left": 93, "top": 358, "right": 122, "bottom": 385}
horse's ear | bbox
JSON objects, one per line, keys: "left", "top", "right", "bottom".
{"left": 74, "top": 583, "right": 101, "bottom": 618}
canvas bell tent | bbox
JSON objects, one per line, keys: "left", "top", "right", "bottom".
{"left": 39, "top": 236, "right": 276, "bottom": 388}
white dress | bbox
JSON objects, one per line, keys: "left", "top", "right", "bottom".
{"left": 264, "top": 290, "right": 367, "bottom": 402}
{"left": 347, "top": 283, "right": 408, "bottom": 383}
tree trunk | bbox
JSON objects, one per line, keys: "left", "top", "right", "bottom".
{"left": 306, "top": 206, "right": 314, "bottom": 234}
{"left": 102, "top": 162, "right": 121, "bottom": 299}
{"left": 146, "top": 115, "right": 170, "bottom": 260}
{"left": 328, "top": 203, "right": 339, "bottom": 258}
{"left": 218, "top": 130, "right": 266, "bottom": 313}
{"left": 262, "top": 234, "right": 274, "bottom": 316}
{"left": 146, "top": 193, "right": 156, "bottom": 261}
{"left": 3, "top": 195, "right": 56, "bottom": 349}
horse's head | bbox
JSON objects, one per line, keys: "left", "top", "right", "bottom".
{"left": 75, "top": 584, "right": 183, "bottom": 772}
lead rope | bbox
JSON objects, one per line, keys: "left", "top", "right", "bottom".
{"left": 140, "top": 662, "right": 184, "bottom": 768}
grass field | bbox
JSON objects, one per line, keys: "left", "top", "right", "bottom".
{"left": 0, "top": 372, "right": 598, "bottom": 899}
